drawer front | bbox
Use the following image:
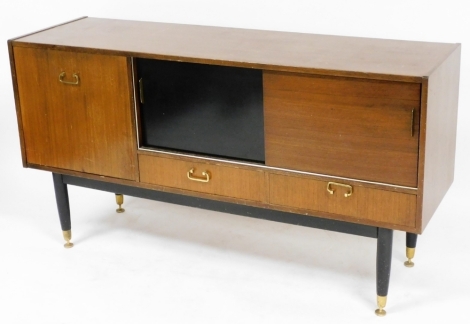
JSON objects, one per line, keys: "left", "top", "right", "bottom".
{"left": 269, "top": 173, "right": 416, "bottom": 227}
{"left": 264, "top": 71, "right": 421, "bottom": 187}
{"left": 14, "top": 47, "right": 137, "bottom": 180}
{"left": 139, "top": 155, "right": 266, "bottom": 202}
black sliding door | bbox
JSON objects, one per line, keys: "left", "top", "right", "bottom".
{"left": 136, "top": 58, "right": 265, "bottom": 163}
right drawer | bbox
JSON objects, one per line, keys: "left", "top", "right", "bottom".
{"left": 264, "top": 71, "right": 421, "bottom": 187}
{"left": 269, "top": 173, "right": 416, "bottom": 228}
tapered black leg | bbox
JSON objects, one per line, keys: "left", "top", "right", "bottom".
{"left": 404, "top": 232, "right": 418, "bottom": 267}
{"left": 52, "top": 173, "right": 73, "bottom": 248}
{"left": 376, "top": 228, "right": 393, "bottom": 316}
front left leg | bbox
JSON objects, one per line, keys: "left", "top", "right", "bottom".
{"left": 376, "top": 228, "right": 393, "bottom": 316}
{"left": 52, "top": 173, "right": 73, "bottom": 248}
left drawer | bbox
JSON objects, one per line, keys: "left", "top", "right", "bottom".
{"left": 139, "top": 154, "right": 266, "bottom": 202}
{"left": 13, "top": 47, "right": 137, "bottom": 180}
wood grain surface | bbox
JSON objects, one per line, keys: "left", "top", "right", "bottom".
{"left": 14, "top": 47, "right": 138, "bottom": 180}
{"left": 8, "top": 40, "right": 27, "bottom": 167}
{"left": 136, "top": 148, "right": 418, "bottom": 194}
{"left": 13, "top": 17, "right": 459, "bottom": 82}
{"left": 418, "top": 46, "right": 461, "bottom": 232}
{"left": 139, "top": 154, "right": 266, "bottom": 202}
{"left": 264, "top": 72, "right": 421, "bottom": 187}
{"left": 269, "top": 173, "right": 416, "bottom": 228}
{"left": 9, "top": 18, "right": 461, "bottom": 234}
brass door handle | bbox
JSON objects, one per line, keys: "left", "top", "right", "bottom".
{"left": 187, "top": 168, "right": 211, "bottom": 183}
{"left": 327, "top": 182, "right": 353, "bottom": 197}
{"left": 139, "top": 78, "right": 144, "bottom": 104}
{"left": 59, "top": 72, "right": 80, "bottom": 85}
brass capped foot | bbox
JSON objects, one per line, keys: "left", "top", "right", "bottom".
{"left": 375, "top": 295, "right": 387, "bottom": 317}
{"left": 63, "top": 230, "right": 74, "bottom": 249}
{"left": 404, "top": 247, "right": 415, "bottom": 268}
{"left": 115, "top": 194, "right": 125, "bottom": 213}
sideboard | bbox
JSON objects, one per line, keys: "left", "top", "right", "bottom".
{"left": 8, "top": 17, "right": 461, "bottom": 316}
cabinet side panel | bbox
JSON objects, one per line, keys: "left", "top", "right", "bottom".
{"left": 420, "top": 46, "right": 461, "bottom": 231}
{"left": 8, "top": 42, "right": 27, "bottom": 167}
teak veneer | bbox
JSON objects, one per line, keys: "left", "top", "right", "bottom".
{"left": 8, "top": 17, "right": 461, "bottom": 316}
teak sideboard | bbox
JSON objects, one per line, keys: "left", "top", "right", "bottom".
{"left": 8, "top": 17, "right": 461, "bottom": 316}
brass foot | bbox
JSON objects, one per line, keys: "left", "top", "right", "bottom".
{"left": 375, "top": 295, "right": 387, "bottom": 317}
{"left": 404, "top": 247, "right": 415, "bottom": 268}
{"left": 62, "top": 230, "right": 74, "bottom": 249}
{"left": 115, "top": 194, "right": 125, "bottom": 213}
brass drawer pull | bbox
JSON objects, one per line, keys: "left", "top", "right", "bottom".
{"left": 59, "top": 72, "right": 80, "bottom": 85}
{"left": 187, "top": 168, "right": 211, "bottom": 183}
{"left": 139, "top": 78, "right": 144, "bottom": 104}
{"left": 327, "top": 182, "right": 353, "bottom": 197}
{"left": 410, "top": 108, "right": 415, "bottom": 137}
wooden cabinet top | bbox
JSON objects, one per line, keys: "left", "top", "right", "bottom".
{"left": 12, "top": 17, "right": 459, "bottom": 82}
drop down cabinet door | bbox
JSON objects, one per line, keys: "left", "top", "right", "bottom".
{"left": 264, "top": 71, "right": 421, "bottom": 188}
{"left": 13, "top": 47, "right": 137, "bottom": 180}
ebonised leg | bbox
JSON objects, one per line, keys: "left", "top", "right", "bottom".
{"left": 115, "top": 193, "right": 125, "bottom": 213}
{"left": 404, "top": 232, "right": 418, "bottom": 268}
{"left": 52, "top": 173, "right": 73, "bottom": 248}
{"left": 376, "top": 228, "right": 393, "bottom": 316}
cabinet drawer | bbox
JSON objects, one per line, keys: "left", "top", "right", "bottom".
{"left": 264, "top": 72, "right": 421, "bottom": 187}
{"left": 139, "top": 155, "right": 266, "bottom": 202}
{"left": 269, "top": 173, "right": 416, "bottom": 227}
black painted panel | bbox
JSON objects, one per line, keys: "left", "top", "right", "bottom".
{"left": 136, "top": 59, "right": 265, "bottom": 163}
{"left": 62, "top": 175, "right": 378, "bottom": 238}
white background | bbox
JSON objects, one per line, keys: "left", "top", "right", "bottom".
{"left": 0, "top": 1, "right": 469, "bottom": 323}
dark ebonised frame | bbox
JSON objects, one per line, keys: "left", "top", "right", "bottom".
{"left": 52, "top": 173, "right": 393, "bottom": 300}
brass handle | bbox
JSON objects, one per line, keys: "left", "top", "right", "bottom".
{"left": 139, "top": 78, "right": 144, "bottom": 104}
{"left": 327, "top": 182, "right": 353, "bottom": 197}
{"left": 59, "top": 72, "right": 79, "bottom": 85}
{"left": 410, "top": 108, "right": 415, "bottom": 137}
{"left": 187, "top": 168, "right": 211, "bottom": 183}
